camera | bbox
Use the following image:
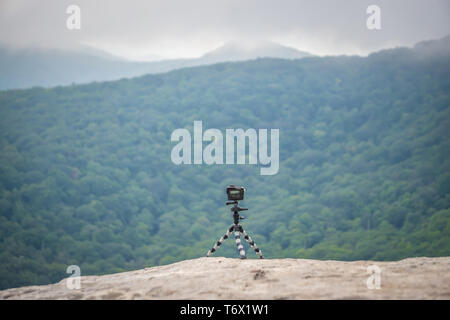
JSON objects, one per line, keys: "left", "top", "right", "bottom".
{"left": 226, "top": 185, "right": 245, "bottom": 201}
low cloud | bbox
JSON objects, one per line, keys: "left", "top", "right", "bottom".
{"left": 1, "top": 0, "right": 449, "bottom": 59}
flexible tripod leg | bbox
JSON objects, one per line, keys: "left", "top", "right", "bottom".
{"left": 234, "top": 224, "right": 247, "bottom": 259}
{"left": 239, "top": 226, "right": 264, "bottom": 259}
{"left": 206, "top": 224, "right": 234, "bottom": 257}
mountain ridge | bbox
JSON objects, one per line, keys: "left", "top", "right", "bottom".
{"left": 0, "top": 40, "right": 311, "bottom": 90}
{"left": 200, "top": 40, "right": 311, "bottom": 62}
{"left": 1, "top": 35, "right": 449, "bottom": 90}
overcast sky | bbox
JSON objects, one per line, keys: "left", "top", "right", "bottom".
{"left": 0, "top": 0, "right": 449, "bottom": 60}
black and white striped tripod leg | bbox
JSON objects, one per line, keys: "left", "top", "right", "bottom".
{"left": 240, "top": 227, "right": 264, "bottom": 259}
{"left": 234, "top": 225, "right": 247, "bottom": 259}
{"left": 206, "top": 224, "right": 234, "bottom": 257}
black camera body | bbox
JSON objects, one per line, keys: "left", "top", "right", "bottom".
{"left": 226, "top": 185, "right": 245, "bottom": 201}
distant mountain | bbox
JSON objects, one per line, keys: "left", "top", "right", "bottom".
{"left": 412, "top": 35, "right": 450, "bottom": 57}
{"left": 0, "top": 46, "right": 143, "bottom": 90}
{"left": 366, "top": 35, "right": 450, "bottom": 60}
{"left": 3, "top": 36, "right": 450, "bottom": 90}
{"left": 200, "top": 40, "right": 311, "bottom": 63}
{"left": 0, "top": 41, "right": 311, "bottom": 90}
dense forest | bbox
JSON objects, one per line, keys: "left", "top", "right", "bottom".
{"left": 0, "top": 37, "right": 449, "bottom": 289}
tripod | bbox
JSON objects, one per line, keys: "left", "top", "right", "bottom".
{"left": 206, "top": 200, "right": 263, "bottom": 259}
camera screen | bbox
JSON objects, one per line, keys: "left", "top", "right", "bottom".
{"left": 228, "top": 189, "right": 243, "bottom": 200}
{"left": 227, "top": 185, "right": 244, "bottom": 200}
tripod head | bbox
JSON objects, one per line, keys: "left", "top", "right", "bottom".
{"left": 226, "top": 200, "right": 248, "bottom": 224}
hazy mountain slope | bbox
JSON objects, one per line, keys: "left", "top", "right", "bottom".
{"left": 0, "top": 46, "right": 175, "bottom": 90}
{"left": 1, "top": 257, "right": 449, "bottom": 300}
{"left": 200, "top": 40, "right": 310, "bottom": 63}
{"left": 0, "top": 41, "right": 311, "bottom": 90}
{"left": 0, "top": 36, "right": 449, "bottom": 290}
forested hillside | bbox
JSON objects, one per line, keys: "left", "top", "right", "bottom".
{"left": 0, "top": 37, "right": 449, "bottom": 289}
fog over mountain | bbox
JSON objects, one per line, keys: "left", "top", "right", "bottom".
{"left": 0, "top": 40, "right": 311, "bottom": 90}
{"left": 2, "top": 35, "right": 448, "bottom": 91}
{"left": 2, "top": 0, "right": 449, "bottom": 59}
{"left": 201, "top": 40, "right": 311, "bottom": 62}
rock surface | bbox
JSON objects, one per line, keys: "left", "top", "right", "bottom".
{"left": 1, "top": 257, "right": 449, "bottom": 300}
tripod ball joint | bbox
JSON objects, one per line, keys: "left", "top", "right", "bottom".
{"left": 206, "top": 186, "right": 264, "bottom": 259}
